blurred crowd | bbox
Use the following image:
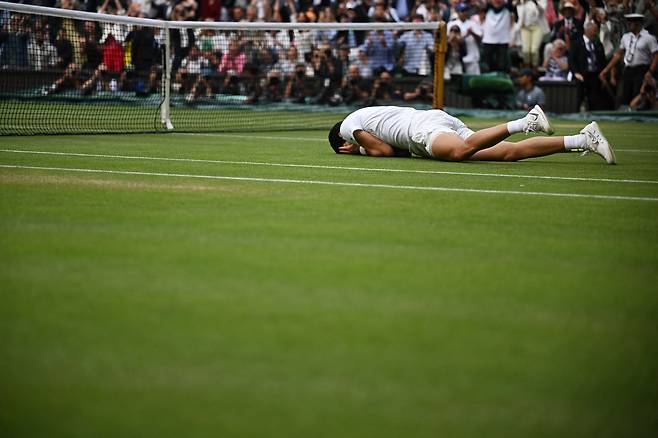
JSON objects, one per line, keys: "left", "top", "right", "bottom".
{"left": 1, "top": 0, "right": 657, "bottom": 110}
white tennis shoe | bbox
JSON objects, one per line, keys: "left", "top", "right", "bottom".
{"left": 524, "top": 105, "right": 554, "bottom": 135}
{"left": 580, "top": 121, "right": 616, "bottom": 164}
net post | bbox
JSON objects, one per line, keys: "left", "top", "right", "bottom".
{"left": 161, "top": 22, "right": 174, "bottom": 130}
{"left": 432, "top": 21, "right": 447, "bottom": 109}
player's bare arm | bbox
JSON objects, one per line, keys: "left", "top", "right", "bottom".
{"left": 353, "top": 129, "right": 395, "bottom": 156}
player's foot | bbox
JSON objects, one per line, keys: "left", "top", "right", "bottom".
{"left": 580, "top": 121, "right": 616, "bottom": 164}
{"left": 524, "top": 105, "right": 554, "bottom": 135}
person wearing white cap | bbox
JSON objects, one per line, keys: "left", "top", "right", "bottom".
{"left": 598, "top": 13, "right": 658, "bottom": 106}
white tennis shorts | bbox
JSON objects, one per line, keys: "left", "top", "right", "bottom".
{"left": 408, "top": 110, "right": 475, "bottom": 159}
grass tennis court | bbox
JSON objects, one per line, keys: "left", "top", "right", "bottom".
{"left": 1, "top": 118, "right": 657, "bottom": 437}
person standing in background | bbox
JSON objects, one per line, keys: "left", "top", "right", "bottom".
{"left": 515, "top": 0, "right": 549, "bottom": 68}
{"left": 448, "top": 3, "right": 483, "bottom": 74}
{"left": 570, "top": 21, "right": 614, "bottom": 109}
{"left": 482, "top": 0, "right": 515, "bottom": 73}
{"left": 599, "top": 13, "right": 658, "bottom": 106}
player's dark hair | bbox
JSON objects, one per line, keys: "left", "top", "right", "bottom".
{"left": 328, "top": 121, "right": 343, "bottom": 153}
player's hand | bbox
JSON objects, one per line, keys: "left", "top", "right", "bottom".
{"left": 575, "top": 73, "right": 584, "bottom": 81}
{"left": 338, "top": 142, "right": 359, "bottom": 154}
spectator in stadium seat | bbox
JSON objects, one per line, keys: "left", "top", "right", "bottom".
{"left": 274, "top": 46, "right": 300, "bottom": 80}
{"left": 126, "top": 2, "right": 145, "bottom": 17}
{"left": 447, "top": 3, "right": 483, "bottom": 75}
{"left": 515, "top": 67, "right": 546, "bottom": 109}
{"left": 397, "top": 14, "right": 435, "bottom": 76}
{"left": 126, "top": 25, "right": 160, "bottom": 94}
{"left": 78, "top": 23, "right": 103, "bottom": 91}
{"left": 327, "top": 105, "right": 616, "bottom": 164}
{"left": 337, "top": 2, "right": 367, "bottom": 47}
{"left": 28, "top": 30, "right": 58, "bottom": 71}
{"left": 570, "top": 21, "right": 615, "bottom": 109}
{"left": 177, "top": 45, "right": 212, "bottom": 100}
{"left": 0, "top": 13, "right": 30, "bottom": 69}
{"left": 244, "top": 4, "right": 260, "bottom": 22}
{"left": 43, "top": 27, "right": 79, "bottom": 94}
{"left": 219, "top": 38, "right": 246, "bottom": 76}
{"left": 540, "top": 38, "right": 570, "bottom": 80}
{"left": 79, "top": 32, "right": 124, "bottom": 94}
{"left": 352, "top": 48, "right": 374, "bottom": 78}
{"left": 149, "top": 0, "right": 170, "bottom": 19}
{"left": 482, "top": 0, "right": 515, "bottom": 73}
{"left": 199, "top": 0, "right": 223, "bottom": 20}
{"left": 315, "top": 7, "right": 339, "bottom": 45}
{"left": 97, "top": 0, "right": 129, "bottom": 15}
{"left": 171, "top": 6, "right": 197, "bottom": 71}
{"left": 362, "top": 29, "right": 396, "bottom": 75}
{"left": 414, "top": 0, "right": 439, "bottom": 22}
{"left": 369, "top": 0, "right": 401, "bottom": 22}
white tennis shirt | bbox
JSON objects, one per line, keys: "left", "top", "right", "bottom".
{"left": 340, "top": 106, "right": 420, "bottom": 152}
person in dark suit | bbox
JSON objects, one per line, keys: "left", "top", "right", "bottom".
{"left": 569, "top": 21, "right": 614, "bottom": 110}
{"left": 551, "top": 2, "right": 584, "bottom": 50}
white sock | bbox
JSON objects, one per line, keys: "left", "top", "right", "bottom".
{"left": 506, "top": 117, "right": 527, "bottom": 134}
{"left": 563, "top": 134, "right": 587, "bottom": 150}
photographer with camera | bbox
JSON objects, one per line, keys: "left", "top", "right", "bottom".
{"left": 403, "top": 79, "right": 433, "bottom": 102}
{"left": 338, "top": 64, "right": 371, "bottom": 104}
{"left": 284, "top": 63, "right": 312, "bottom": 103}
{"left": 369, "top": 70, "right": 402, "bottom": 103}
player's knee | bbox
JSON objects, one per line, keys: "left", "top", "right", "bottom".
{"left": 432, "top": 134, "right": 469, "bottom": 161}
{"left": 445, "top": 148, "right": 470, "bottom": 162}
{"left": 501, "top": 148, "right": 521, "bottom": 161}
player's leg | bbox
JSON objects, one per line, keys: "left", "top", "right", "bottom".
{"left": 430, "top": 105, "right": 553, "bottom": 161}
{"left": 470, "top": 122, "right": 616, "bottom": 164}
{"left": 470, "top": 137, "right": 566, "bottom": 161}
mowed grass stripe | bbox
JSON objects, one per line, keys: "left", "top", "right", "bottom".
{"left": 2, "top": 164, "right": 657, "bottom": 202}
{"left": 2, "top": 149, "right": 655, "bottom": 185}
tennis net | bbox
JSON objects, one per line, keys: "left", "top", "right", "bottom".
{"left": 0, "top": 2, "right": 444, "bottom": 135}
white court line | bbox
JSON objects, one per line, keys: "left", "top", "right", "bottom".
{"left": 615, "top": 149, "right": 658, "bottom": 153}
{"left": 2, "top": 164, "right": 657, "bottom": 202}
{"left": 1, "top": 149, "right": 656, "bottom": 185}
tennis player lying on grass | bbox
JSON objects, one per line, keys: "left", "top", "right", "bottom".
{"left": 328, "top": 105, "right": 616, "bottom": 164}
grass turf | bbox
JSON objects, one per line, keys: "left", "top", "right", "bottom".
{"left": 1, "top": 119, "right": 657, "bottom": 437}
